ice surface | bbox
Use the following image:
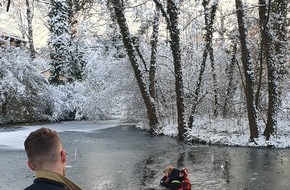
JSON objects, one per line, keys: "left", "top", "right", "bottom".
{"left": 0, "top": 120, "right": 122, "bottom": 150}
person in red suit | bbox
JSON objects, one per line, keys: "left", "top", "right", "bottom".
{"left": 160, "top": 166, "right": 191, "bottom": 190}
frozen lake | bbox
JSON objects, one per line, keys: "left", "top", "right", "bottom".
{"left": 1, "top": 120, "right": 290, "bottom": 190}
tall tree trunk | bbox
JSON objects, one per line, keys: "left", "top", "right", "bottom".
{"left": 106, "top": 0, "right": 125, "bottom": 58}
{"left": 153, "top": 0, "right": 186, "bottom": 140}
{"left": 259, "top": 0, "right": 281, "bottom": 140}
{"left": 132, "top": 37, "right": 148, "bottom": 72}
{"left": 188, "top": 0, "right": 217, "bottom": 128}
{"left": 26, "top": 0, "right": 36, "bottom": 59}
{"left": 167, "top": 0, "right": 186, "bottom": 141}
{"left": 255, "top": 37, "right": 264, "bottom": 109}
{"left": 235, "top": 0, "right": 259, "bottom": 139}
{"left": 272, "top": 0, "right": 288, "bottom": 109}
{"left": 272, "top": 0, "right": 288, "bottom": 79}
{"left": 6, "top": 0, "right": 11, "bottom": 12}
{"left": 112, "top": 0, "right": 159, "bottom": 132}
{"left": 208, "top": 1, "right": 218, "bottom": 117}
{"left": 223, "top": 43, "right": 238, "bottom": 117}
{"left": 149, "top": 6, "right": 160, "bottom": 99}
{"left": 256, "top": 0, "right": 267, "bottom": 109}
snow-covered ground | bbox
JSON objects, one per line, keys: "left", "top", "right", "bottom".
{"left": 0, "top": 120, "right": 123, "bottom": 150}
{"left": 137, "top": 116, "right": 290, "bottom": 148}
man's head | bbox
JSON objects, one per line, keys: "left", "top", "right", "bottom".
{"left": 163, "top": 165, "right": 174, "bottom": 176}
{"left": 24, "top": 128, "right": 66, "bottom": 175}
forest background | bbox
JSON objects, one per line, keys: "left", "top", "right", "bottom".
{"left": 0, "top": 0, "right": 289, "bottom": 147}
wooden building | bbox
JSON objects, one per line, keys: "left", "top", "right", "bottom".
{"left": 0, "top": 30, "right": 27, "bottom": 48}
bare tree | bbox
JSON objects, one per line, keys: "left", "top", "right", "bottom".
{"left": 111, "top": 0, "right": 159, "bottom": 132}
{"left": 149, "top": 5, "right": 160, "bottom": 99}
{"left": 26, "top": 0, "right": 36, "bottom": 59}
{"left": 222, "top": 42, "right": 238, "bottom": 117}
{"left": 207, "top": 1, "right": 219, "bottom": 117}
{"left": 166, "top": 0, "right": 186, "bottom": 141}
{"left": 6, "top": 0, "right": 11, "bottom": 11}
{"left": 152, "top": 0, "right": 186, "bottom": 140}
{"left": 188, "top": 0, "right": 218, "bottom": 128}
{"left": 235, "top": 0, "right": 259, "bottom": 139}
{"left": 272, "top": 0, "right": 288, "bottom": 92}
{"left": 259, "top": 0, "right": 279, "bottom": 139}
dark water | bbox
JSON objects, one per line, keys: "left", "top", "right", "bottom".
{"left": 0, "top": 124, "right": 290, "bottom": 190}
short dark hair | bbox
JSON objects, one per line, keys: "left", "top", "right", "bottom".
{"left": 24, "top": 128, "right": 62, "bottom": 168}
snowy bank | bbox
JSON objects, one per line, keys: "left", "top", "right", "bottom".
{"left": 136, "top": 116, "right": 290, "bottom": 148}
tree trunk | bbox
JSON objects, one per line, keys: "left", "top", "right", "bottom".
{"left": 223, "top": 43, "right": 238, "bottom": 117}
{"left": 26, "top": 0, "right": 36, "bottom": 59}
{"left": 112, "top": 0, "right": 159, "bottom": 131}
{"left": 208, "top": 2, "right": 218, "bottom": 117}
{"left": 235, "top": 0, "right": 259, "bottom": 139}
{"left": 259, "top": 0, "right": 281, "bottom": 139}
{"left": 106, "top": 0, "right": 125, "bottom": 58}
{"left": 255, "top": 37, "right": 264, "bottom": 109}
{"left": 6, "top": 0, "right": 11, "bottom": 12}
{"left": 152, "top": 0, "right": 186, "bottom": 140}
{"left": 149, "top": 6, "right": 160, "bottom": 99}
{"left": 272, "top": 0, "right": 288, "bottom": 108}
{"left": 272, "top": 0, "right": 288, "bottom": 78}
{"left": 188, "top": 0, "right": 217, "bottom": 128}
{"left": 167, "top": 0, "right": 186, "bottom": 141}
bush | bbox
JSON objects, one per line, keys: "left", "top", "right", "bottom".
{"left": 0, "top": 49, "right": 53, "bottom": 124}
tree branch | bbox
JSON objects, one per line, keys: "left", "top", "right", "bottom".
{"left": 6, "top": 0, "right": 11, "bottom": 12}
{"left": 152, "top": 0, "right": 171, "bottom": 32}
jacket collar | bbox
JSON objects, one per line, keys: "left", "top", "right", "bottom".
{"left": 35, "top": 170, "right": 82, "bottom": 190}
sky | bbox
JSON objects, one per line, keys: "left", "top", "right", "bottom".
{"left": 0, "top": 0, "right": 260, "bottom": 49}
{"left": 0, "top": 7, "right": 49, "bottom": 48}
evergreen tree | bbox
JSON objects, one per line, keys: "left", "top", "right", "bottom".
{"left": 65, "top": 0, "right": 91, "bottom": 83}
{"left": 48, "top": 0, "right": 71, "bottom": 85}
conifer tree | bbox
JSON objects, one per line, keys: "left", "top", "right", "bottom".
{"left": 65, "top": 0, "right": 92, "bottom": 83}
{"left": 48, "top": 0, "right": 71, "bottom": 85}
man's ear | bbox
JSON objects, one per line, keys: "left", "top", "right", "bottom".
{"left": 60, "top": 150, "right": 67, "bottom": 163}
{"left": 27, "top": 161, "right": 35, "bottom": 171}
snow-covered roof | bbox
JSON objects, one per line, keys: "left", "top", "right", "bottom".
{"left": 0, "top": 28, "right": 27, "bottom": 47}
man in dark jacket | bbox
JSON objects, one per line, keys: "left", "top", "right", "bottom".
{"left": 160, "top": 166, "right": 181, "bottom": 190}
{"left": 160, "top": 166, "right": 192, "bottom": 190}
{"left": 24, "top": 128, "right": 82, "bottom": 190}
